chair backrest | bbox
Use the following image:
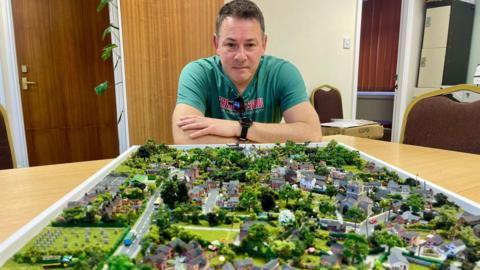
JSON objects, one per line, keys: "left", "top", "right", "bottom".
{"left": 309, "top": 84, "right": 343, "bottom": 123}
{"left": 0, "top": 105, "right": 15, "bottom": 169}
{"left": 401, "top": 84, "right": 480, "bottom": 154}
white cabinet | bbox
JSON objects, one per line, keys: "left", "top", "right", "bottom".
{"left": 422, "top": 6, "right": 450, "bottom": 48}
{"left": 417, "top": 0, "right": 475, "bottom": 88}
{"left": 418, "top": 48, "right": 447, "bottom": 87}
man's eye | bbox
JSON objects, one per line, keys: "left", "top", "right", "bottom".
{"left": 226, "top": 43, "right": 236, "bottom": 48}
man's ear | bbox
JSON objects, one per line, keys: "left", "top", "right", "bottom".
{"left": 213, "top": 33, "right": 219, "bottom": 50}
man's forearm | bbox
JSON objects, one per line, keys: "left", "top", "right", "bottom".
{"left": 246, "top": 121, "right": 322, "bottom": 143}
{"left": 173, "top": 129, "right": 239, "bottom": 145}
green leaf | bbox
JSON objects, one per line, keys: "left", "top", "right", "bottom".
{"left": 95, "top": 81, "right": 109, "bottom": 95}
{"left": 96, "top": 0, "right": 112, "bottom": 12}
{"left": 102, "top": 26, "right": 112, "bottom": 40}
{"left": 101, "top": 44, "right": 118, "bottom": 60}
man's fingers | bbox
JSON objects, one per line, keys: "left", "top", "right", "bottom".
{"left": 177, "top": 118, "right": 202, "bottom": 127}
{"left": 180, "top": 122, "right": 206, "bottom": 130}
{"left": 189, "top": 128, "right": 209, "bottom": 138}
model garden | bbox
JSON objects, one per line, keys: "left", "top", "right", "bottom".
{"left": 3, "top": 140, "right": 480, "bottom": 270}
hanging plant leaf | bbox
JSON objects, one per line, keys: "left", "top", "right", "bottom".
{"left": 97, "top": 0, "right": 112, "bottom": 12}
{"left": 102, "top": 26, "right": 112, "bottom": 40}
{"left": 101, "top": 44, "right": 118, "bottom": 60}
{"left": 95, "top": 81, "right": 109, "bottom": 95}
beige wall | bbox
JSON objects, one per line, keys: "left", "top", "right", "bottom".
{"left": 253, "top": 0, "right": 358, "bottom": 118}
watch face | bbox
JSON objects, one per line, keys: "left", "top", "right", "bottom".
{"left": 241, "top": 117, "right": 253, "bottom": 127}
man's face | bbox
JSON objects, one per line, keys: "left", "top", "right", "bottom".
{"left": 214, "top": 16, "right": 267, "bottom": 91}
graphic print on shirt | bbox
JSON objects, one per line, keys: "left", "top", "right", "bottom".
{"left": 218, "top": 96, "right": 265, "bottom": 117}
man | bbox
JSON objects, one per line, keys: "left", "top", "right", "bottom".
{"left": 172, "top": 0, "right": 321, "bottom": 144}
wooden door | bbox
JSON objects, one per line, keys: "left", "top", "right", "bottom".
{"left": 358, "top": 0, "right": 401, "bottom": 92}
{"left": 12, "top": 0, "right": 119, "bottom": 166}
{"left": 121, "top": 0, "right": 224, "bottom": 144}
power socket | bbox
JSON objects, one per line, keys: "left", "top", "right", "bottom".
{"left": 343, "top": 37, "right": 351, "bottom": 49}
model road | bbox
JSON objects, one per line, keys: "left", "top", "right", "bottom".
{"left": 356, "top": 211, "right": 391, "bottom": 236}
{"left": 114, "top": 191, "right": 161, "bottom": 259}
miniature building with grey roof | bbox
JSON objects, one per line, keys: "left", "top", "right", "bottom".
{"left": 386, "top": 247, "right": 409, "bottom": 270}
{"left": 234, "top": 258, "right": 253, "bottom": 270}
{"left": 320, "top": 254, "right": 339, "bottom": 268}
{"left": 261, "top": 258, "right": 280, "bottom": 270}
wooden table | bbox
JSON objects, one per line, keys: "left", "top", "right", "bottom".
{"left": 0, "top": 159, "right": 111, "bottom": 244}
{"left": 1, "top": 135, "right": 479, "bottom": 244}
{"left": 329, "top": 135, "right": 480, "bottom": 201}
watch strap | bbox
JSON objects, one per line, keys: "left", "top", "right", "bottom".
{"left": 239, "top": 118, "right": 252, "bottom": 141}
{"left": 240, "top": 125, "right": 249, "bottom": 141}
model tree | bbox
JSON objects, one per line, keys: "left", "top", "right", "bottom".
{"left": 406, "top": 193, "right": 425, "bottom": 213}
{"left": 456, "top": 226, "right": 480, "bottom": 247}
{"left": 239, "top": 187, "right": 260, "bottom": 213}
{"left": 154, "top": 205, "right": 171, "bottom": 230}
{"left": 279, "top": 184, "right": 301, "bottom": 207}
{"left": 206, "top": 212, "right": 219, "bottom": 226}
{"left": 259, "top": 187, "right": 276, "bottom": 212}
{"left": 371, "top": 230, "right": 403, "bottom": 252}
{"left": 318, "top": 200, "right": 336, "bottom": 216}
{"left": 404, "top": 177, "right": 419, "bottom": 187}
{"left": 434, "top": 193, "right": 449, "bottom": 207}
{"left": 107, "top": 255, "right": 136, "bottom": 270}
{"left": 343, "top": 234, "right": 369, "bottom": 265}
{"left": 62, "top": 206, "right": 87, "bottom": 225}
{"left": 325, "top": 184, "right": 338, "bottom": 198}
{"left": 346, "top": 207, "right": 366, "bottom": 229}
{"left": 245, "top": 169, "right": 260, "bottom": 183}
{"left": 241, "top": 223, "right": 270, "bottom": 257}
{"left": 177, "top": 181, "right": 189, "bottom": 204}
{"left": 435, "top": 205, "right": 460, "bottom": 230}
{"left": 122, "top": 186, "right": 144, "bottom": 200}
{"left": 315, "top": 165, "right": 329, "bottom": 176}
{"left": 271, "top": 240, "right": 295, "bottom": 259}
{"left": 279, "top": 209, "right": 296, "bottom": 227}
{"left": 160, "top": 176, "right": 189, "bottom": 209}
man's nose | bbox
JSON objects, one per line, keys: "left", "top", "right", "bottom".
{"left": 234, "top": 46, "right": 247, "bottom": 61}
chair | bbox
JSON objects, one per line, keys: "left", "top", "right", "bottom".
{"left": 0, "top": 105, "right": 15, "bottom": 169}
{"left": 310, "top": 84, "right": 343, "bottom": 123}
{"left": 400, "top": 84, "right": 480, "bottom": 154}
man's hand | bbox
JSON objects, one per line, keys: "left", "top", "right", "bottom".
{"left": 177, "top": 115, "right": 240, "bottom": 139}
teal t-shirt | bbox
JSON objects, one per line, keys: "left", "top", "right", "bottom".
{"left": 176, "top": 55, "right": 308, "bottom": 123}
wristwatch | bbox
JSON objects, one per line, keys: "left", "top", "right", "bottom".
{"left": 239, "top": 117, "right": 253, "bottom": 141}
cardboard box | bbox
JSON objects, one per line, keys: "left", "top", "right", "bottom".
{"left": 321, "top": 120, "right": 384, "bottom": 139}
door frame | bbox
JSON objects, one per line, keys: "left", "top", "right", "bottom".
{"left": 0, "top": 0, "right": 129, "bottom": 167}
{"left": 391, "top": 0, "right": 416, "bottom": 143}
{"left": 350, "top": 0, "right": 363, "bottom": 121}
{"left": 351, "top": 0, "right": 417, "bottom": 143}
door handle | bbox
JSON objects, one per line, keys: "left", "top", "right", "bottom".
{"left": 21, "top": 76, "right": 36, "bottom": 90}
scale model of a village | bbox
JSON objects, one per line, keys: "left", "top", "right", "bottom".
{"left": 4, "top": 140, "right": 480, "bottom": 270}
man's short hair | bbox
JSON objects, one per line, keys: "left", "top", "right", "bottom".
{"left": 216, "top": 0, "right": 265, "bottom": 36}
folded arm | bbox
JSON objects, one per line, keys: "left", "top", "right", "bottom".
{"left": 172, "top": 104, "right": 240, "bottom": 144}
{"left": 173, "top": 102, "right": 322, "bottom": 144}
{"left": 246, "top": 101, "right": 322, "bottom": 143}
